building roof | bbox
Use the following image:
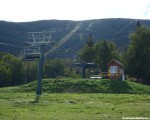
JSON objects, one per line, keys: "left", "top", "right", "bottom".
{"left": 107, "top": 59, "right": 124, "bottom": 67}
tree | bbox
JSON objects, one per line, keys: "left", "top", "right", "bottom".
{"left": 0, "top": 60, "right": 12, "bottom": 87}
{"left": 24, "top": 61, "right": 37, "bottom": 83}
{"left": 44, "top": 59, "right": 79, "bottom": 78}
{"left": 86, "top": 34, "right": 94, "bottom": 47}
{"left": 126, "top": 26, "right": 150, "bottom": 84}
{"left": 94, "top": 40, "right": 118, "bottom": 72}
{"left": 79, "top": 34, "right": 95, "bottom": 62}
{"left": 1, "top": 54, "right": 24, "bottom": 86}
{"left": 64, "top": 67, "right": 80, "bottom": 78}
{"left": 44, "top": 59, "right": 65, "bottom": 78}
{"left": 0, "top": 53, "right": 25, "bottom": 87}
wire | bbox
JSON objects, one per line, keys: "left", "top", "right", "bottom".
{"left": 0, "top": 42, "right": 24, "bottom": 48}
{"left": 0, "top": 36, "right": 25, "bottom": 44}
{"left": 0, "top": 26, "right": 27, "bottom": 34}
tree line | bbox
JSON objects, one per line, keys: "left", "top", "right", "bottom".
{"left": 0, "top": 53, "right": 79, "bottom": 87}
{"left": 0, "top": 53, "right": 37, "bottom": 87}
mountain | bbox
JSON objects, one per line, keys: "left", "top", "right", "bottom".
{"left": 0, "top": 18, "right": 150, "bottom": 58}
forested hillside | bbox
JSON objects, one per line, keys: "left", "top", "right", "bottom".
{"left": 0, "top": 18, "right": 150, "bottom": 58}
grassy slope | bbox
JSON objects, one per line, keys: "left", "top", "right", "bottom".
{"left": 0, "top": 79, "right": 150, "bottom": 120}
{"left": 15, "top": 78, "right": 150, "bottom": 94}
{"left": 0, "top": 78, "right": 150, "bottom": 94}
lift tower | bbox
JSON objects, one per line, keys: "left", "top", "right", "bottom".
{"left": 23, "top": 32, "right": 53, "bottom": 96}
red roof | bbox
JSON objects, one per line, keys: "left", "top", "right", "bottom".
{"left": 107, "top": 59, "right": 124, "bottom": 67}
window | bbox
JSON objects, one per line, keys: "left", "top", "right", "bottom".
{"left": 110, "top": 66, "right": 118, "bottom": 73}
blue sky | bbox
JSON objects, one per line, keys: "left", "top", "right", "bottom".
{"left": 0, "top": 0, "right": 150, "bottom": 22}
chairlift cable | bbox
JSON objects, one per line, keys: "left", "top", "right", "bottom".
{"left": 0, "top": 40, "right": 25, "bottom": 47}
{"left": 0, "top": 36, "right": 25, "bottom": 43}
{"left": 0, "top": 26, "right": 28, "bottom": 35}
{"left": 0, "top": 42, "right": 24, "bottom": 48}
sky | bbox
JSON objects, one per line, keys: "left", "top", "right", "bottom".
{"left": 0, "top": 0, "right": 150, "bottom": 22}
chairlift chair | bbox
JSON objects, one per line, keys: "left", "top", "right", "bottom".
{"left": 23, "top": 46, "right": 41, "bottom": 59}
{"left": 22, "top": 58, "right": 35, "bottom": 61}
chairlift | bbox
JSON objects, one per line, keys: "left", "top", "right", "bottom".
{"left": 26, "top": 32, "right": 53, "bottom": 45}
{"left": 23, "top": 46, "right": 41, "bottom": 59}
{"left": 21, "top": 31, "right": 54, "bottom": 96}
{"left": 22, "top": 57, "right": 35, "bottom": 61}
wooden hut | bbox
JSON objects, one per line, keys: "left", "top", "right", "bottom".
{"left": 107, "top": 59, "right": 125, "bottom": 81}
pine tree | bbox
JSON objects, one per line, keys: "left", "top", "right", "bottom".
{"left": 79, "top": 34, "right": 95, "bottom": 62}
{"left": 127, "top": 26, "right": 150, "bottom": 84}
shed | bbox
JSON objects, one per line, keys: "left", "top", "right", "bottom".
{"left": 107, "top": 59, "right": 125, "bottom": 81}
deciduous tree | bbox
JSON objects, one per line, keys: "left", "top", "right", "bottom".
{"left": 79, "top": 34, "right": 95, "bottom": 62}
{"left": 94, "top": 40, "right": 118, "bottom": 72}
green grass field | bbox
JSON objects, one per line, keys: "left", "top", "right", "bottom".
{"left": 0, "top": 79, "right": 150, "bottom": 120}
{"left": 0, "top": 93, "right": 150, "bottom": 120}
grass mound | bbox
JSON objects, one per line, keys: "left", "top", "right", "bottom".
{"left": 17, "top": 78, "right": 150, "bottom": 94}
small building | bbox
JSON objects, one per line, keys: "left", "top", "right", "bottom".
{"left": 107, "top": 59, "right": 125, "bottom": 81}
